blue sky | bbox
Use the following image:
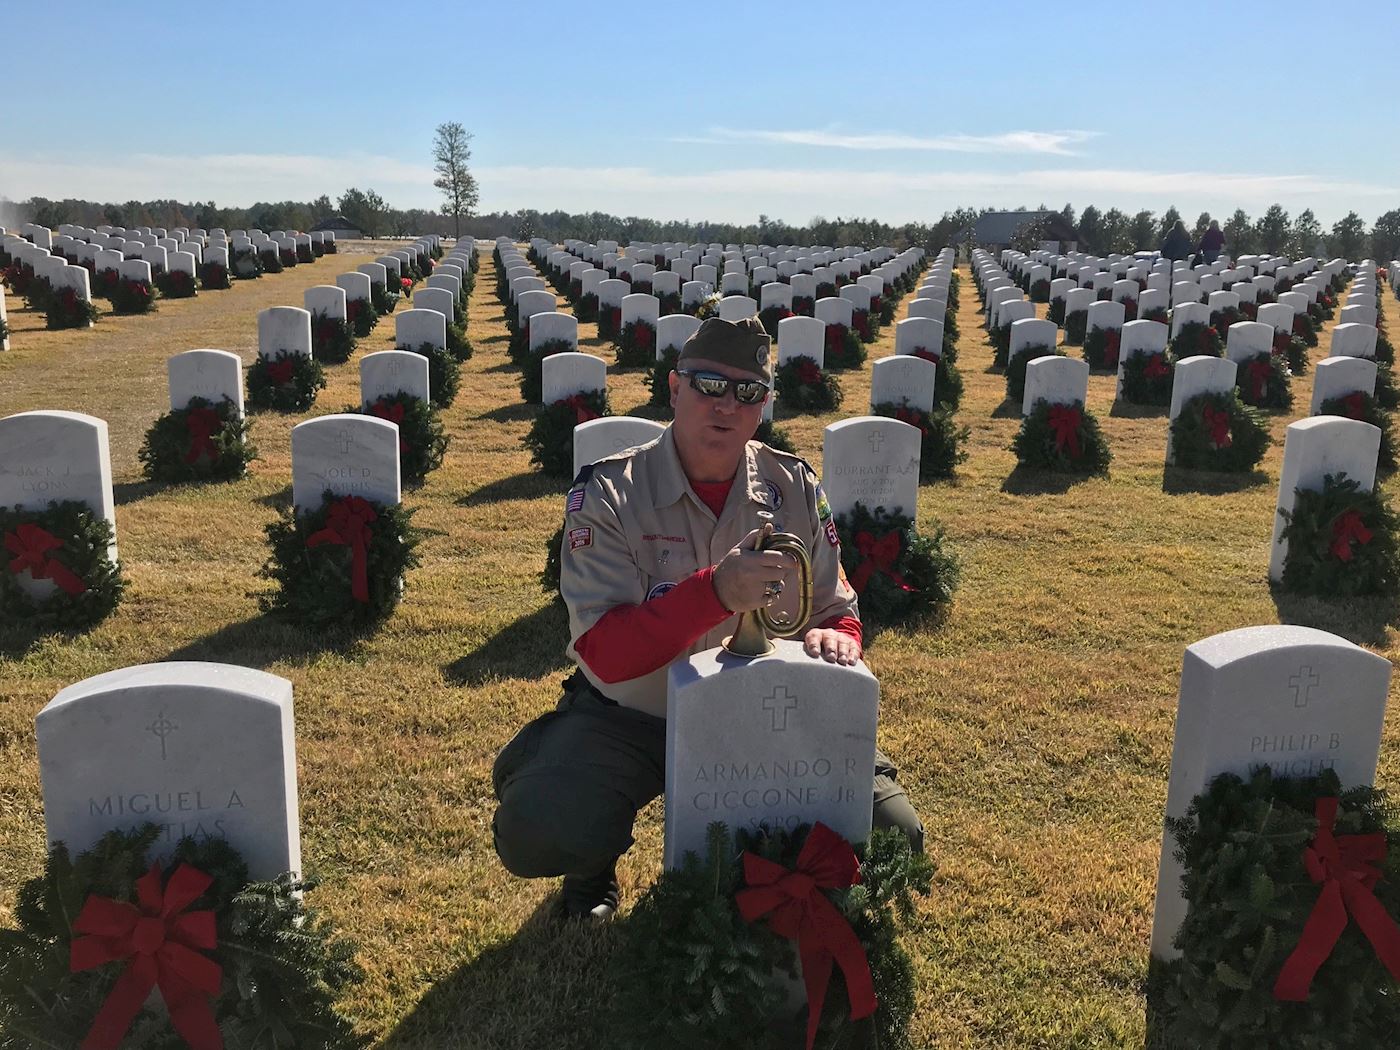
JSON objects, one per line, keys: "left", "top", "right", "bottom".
{"left": 2, "top": 0, "right": 1397, "bottom": 226}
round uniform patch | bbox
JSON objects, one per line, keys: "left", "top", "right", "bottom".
{"left": 755, "top": 343, "right": 769, "bottom": 366}
{"left": 647, "top": 581, "right": 678, "bottom": 601}
{"left": 762, "top": 479, "right": 784, "bottom": 510}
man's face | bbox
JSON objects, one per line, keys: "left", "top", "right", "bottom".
{"left": 669, "top": 356, "right": 769, "bottom": 467}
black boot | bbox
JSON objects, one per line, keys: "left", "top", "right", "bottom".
{"left": 556, "top": 863, "right": 619, "bottom": 923}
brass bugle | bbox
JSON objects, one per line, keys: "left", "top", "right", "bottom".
{"left": 723, "top": 518, "right": 813, "bottom": 658}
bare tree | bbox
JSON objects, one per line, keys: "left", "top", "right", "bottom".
{"left": 433, "top": 122, "right": 479, "bottom": 240}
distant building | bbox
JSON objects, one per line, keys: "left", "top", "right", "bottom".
{"left": 311, "top": 214, "right": 364, "bottom": 240}
{"left": 961, "top": 210, "right": 1079, "bottom": 253}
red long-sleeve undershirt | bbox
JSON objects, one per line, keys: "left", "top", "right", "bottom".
{"left": 573, "top": 477, "right": 862, "bottom": 684}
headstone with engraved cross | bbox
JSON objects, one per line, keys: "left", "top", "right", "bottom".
{"left": 820, "top": 416, "right": 922, "bottom": 524}
{"left": 1150, "top": 625, "right": 1391, "bottom": 959}
{"left": 36, "top": 661, "right": 302, "bottom": 880}
{"left": 663, "top": 638, "right": 878, "bottom": 868}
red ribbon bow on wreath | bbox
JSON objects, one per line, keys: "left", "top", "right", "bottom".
{"left": 1202, "top": 405, "right": 1233, "bottom": 449}
{"left": 1144, "top": 353, "right": 1171, "bottom": 379}
{"left": 797, "top": 359, "right": 823, "bottom": 385}
{"left": 1294, "top": 315, "right": 1309, "bottom": 337}
{"left": 894, "top": 406, "right": 930, "bottom": 437}
{"left": 1247, "top": 357, "right": 1273, "bottom": 400}
{"left": 183, "top": 407, "right": 221, "bottom": 465}
{"left": 346, "top": 298, "right": 363, "bottom": 322}
{"left": 850, "top": 529, "right": 913, "bottom": 593}
{"left": 1104, "top": 329, "right": 1121, "bottom": 369}
{"left": 265, "top": 357, "right": 295, "bottom": 385}
{"left": 5, "top": 523, "right": 88, "bottom": 595}
{"left": 1273, "top": 797, "right": 1400, "bottom": 1002}
{"left": 370, "top": 399, "right": 409, "bottom": 451}
{"left": 911, "top": 347, "right": 940, "bottom": 366}
{"left": 69, "top": 862, "right": 223, "bottom": 1050}
{"left": 562, "top": 394, "right": 599, "bottom": 426}
{"left": 735, "top": 822, "right": 878, "bottom": 1050}
{"left": 306, "top": 495, "right": 378, "bottom": 603}
{"left": 1047, "top": 405, "right": 1082, "bottom": 458}
{"left": 1329, "top": 509, "right": 1373, "bottom": 562}
{"left": 635, "top": 322, "right": 654, "bottom": 351}
{"left": 1342, "top": 392, "right": 1368, "bottom": 420}
{"left": 1273, "top": 330, "right": 1292, "bottom": 356}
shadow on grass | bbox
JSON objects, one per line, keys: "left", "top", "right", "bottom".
{"left": 1000, "top": 465, "right": 1096, "bottom": 495}
{"left": 379, "top": 899, "right": 622, "bottom": 1050}
{"left": 457, "top": 471, "right": 565, "bottom": 507}
{"left": 1270, "top": 586, "right": 1400, "bottom": 647}
{"left": 476, "top": 402, "right": 539, "bottom": 424}
{"left": 162, "top": 609, "right": 373, "bottom": 666}
{"left": 1143, "top": 958, "right": 1182, "bottom": 1050}
{"left": 253, "top": 484, "right": 293, "bottom": 511}
{"left": 1109, "top": 400, "right": 1170, "bottom": 419}
{"left": 989, "top": 399, "right": 1021, "bottom": 419}
{"left": 444, "top": 600, "right": 570, "bottom": 686}
{"left": 112, "top": 480, "right": 162, "bottom": 506}
{"left": 1161, "top": 466, "right": 1270, "bottom": 495}
{"left": 481, "top": 360, "right": 518, "bottom": 373}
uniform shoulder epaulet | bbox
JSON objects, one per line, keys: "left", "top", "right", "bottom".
{"left": 569, "top": 462, "right": 595, "bottom": 488}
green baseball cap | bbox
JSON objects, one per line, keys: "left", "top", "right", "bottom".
{"left": 677, "top": 316, "right": 773, "bottom": 385}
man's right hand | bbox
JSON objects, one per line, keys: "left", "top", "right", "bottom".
{"left": 712, "top": 525, "right": 797, "bottom": 613}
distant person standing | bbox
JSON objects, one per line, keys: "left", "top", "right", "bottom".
{"left": 1160, "top": 220, "right": 1194, "bottom": 263}
{"left": 1198, "top": 220, "right": 1225, "bottom": 264}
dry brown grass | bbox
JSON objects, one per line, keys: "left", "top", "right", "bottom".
{"left": 2, "top": 249, "right": 1398, "bottom": 1048}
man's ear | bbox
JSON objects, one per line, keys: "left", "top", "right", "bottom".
{"left": 668, "top": 370, "right": 679, "bottom": 410}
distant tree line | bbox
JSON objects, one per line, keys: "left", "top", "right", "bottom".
{"left": 3, "top": 193, "right": 1397, "bottom": 262}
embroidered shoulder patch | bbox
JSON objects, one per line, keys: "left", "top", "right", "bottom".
{"left": 816, "top": 485, "right": 833, "bottom": 524}
{"left": 647, "top": 581, "right": 678, "bottom": 600}
{"left": 568, "top": 526, "right": 593, "bottom": 551}
{"left": 566, "top": 487, "right": 586, "bottom": 514}
{"left": 762, "top": 479, "right": 784, "bottom": 510}
{"left": 825, "top": 520, "right": 840, "bottom": 548}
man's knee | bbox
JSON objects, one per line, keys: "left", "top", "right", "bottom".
{"left": 493, "top": 775, "right": 637, "bottom": 878}
{"left": 872, "top": 773, "right": 925, "bottom": 854}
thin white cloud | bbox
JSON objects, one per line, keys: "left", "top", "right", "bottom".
{"left": 700, "top": 127, "right": 1101, "bottom": 155}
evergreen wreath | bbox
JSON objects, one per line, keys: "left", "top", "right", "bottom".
{"left": 1157, "top": 768, "right": 1400, "bottom": 1050}
{"left": 1005, "top": 343, "right": 1061, "bottom": 403}
{"left": 1170, "top": 321, "right": 1223, "bottom": 359}
{"left": 1083, "top": 325, "right": 1122, "bottom": 371}
{"left": 648, "top": 347, "right": 680, "bottom": 408}
{"left": 907, "top": 349, "right": 963, "bottom": 411}
{"left": 261, "top": 490, "right": 420, "bottom": 626}
{"left": 138, "top": 397, "right": 257, "bottom": 483}
{"left": 230, "top": 247, "right": 260, "bottom": 280}
{"left": 540, "top": 522, "right": 563, "bottom": 596}
{"left": 1120, "top": 350, "right": 1176, "bottom": 406}
{"left": 608, "top": 822, "right": 933, "bottom": 1050}
{"left": 852, "top": 308, "right": 875, "bottom": 343}
{"left": 0, "top": 316, "right": 7, "bottom": 345}
{"left": 1293, "top": 312, "right": 1319, "bottom": 347}
{"left": 356, "top": 392, "right": 448, "bottom": 483}
{"left": 989, "top": 322, "right": 1014, "bottom": 368}
{"left": 1375, "top": 329, "right": 1394, "bottom": 367}
{"left": 199, "top": 260, "right": 230, "bottom": 290}
{"left": 1048, "top": 299, "right": 1066, "bottom": 325}
{"left": 1236, "top": 352, "right": 1293, "bottom": 411}
{"left": 0, "top": 824, "right": 366, "bottom": 1050}
{"left": 156, "top": 268, "right": 197, "bottom": 299}
{"left": 1169, "top": 391, "right": 1270, "bottom": 472}
{"left": 521, "top": 338, "right": 577, "bottom": 404}
{"left": 657, "top": 290, "right": 682, "bottom": 316}
{"left": 1064, "top": 310, "right": 1088, "bottom": 345}
{"left": 446, "top": 321, "right": 473, "bottom": 361}
{"left": 835, "top": 503, "right": 960, "bottom": 625}
{"left": 297, "top": 241, "right": 315, "bottom": 263}
{"left": 823, "top": 324, "right": 866, "bottom": 370}
{"left": 0, "top": 500, "right": 124, "bottom": 630}
{"left": 1273, "top": 329, "right": 1309, "bottom": 375}
{"left": 310, "top": 313, "right": 356, "bottom": 364}
{"left": 878, "top": 293, "right": 898, "bottom": 327}
{"left": 346, "top": 296, "right": 377, "bottom": 337}
{"left": 1277, "top": 472, "right": 1400, "bottom": 596}
{"left": 1210, "top": 306, "right": 1241, "bottom": 331}
{"left": 1030, "top": 278, "right": 1050, "bottom": 303}
{"left": 1012, "top": 400, "right": 1112, "bottom": 475}
{"left": 774, "top": 356, "right": 842, "bottom": 414}
{"left": 397, "top": 341, "right": 459, "bottom": 408}
{"left": 45, "top": 287, "right": 100, "bottom": 330}
{"left": 759, "top": 305, "right": 793, "bottom": 339}
{"left": 790, "top": 295, "right": 815, "bottom": 318}
{"left": 524, "top": 389, "right": 611, "bottom": 478}
{"left": 575, "top": 292, "right": 599, "bottom": 323}
{"left": 279, "top": 247, "right": 297, "bottom": 268}
{"left": 598, "top": 304, "right": 623, "bottom": 340}
{"left": 370, "top": 282, "right": 399, "bottom": 315}
{"left": 110, "top": 277, "right": 156, "bottom": 314}
{"left": 871, "top": 401, "right": 968, "bottom": 480}
{"left": 258, "top": 248, "right": 283, "bottom": 274}
{"left": 753, "top": 420, "right": 796, "bottom": 455}
{"left": 1376, "top": 363, "right": 1400, "bottom": 410}
{"left": 1321, "top": 390, "right": 1397, "bottom": 471}
{"left": 1116, "top": 297, "right": 1139, "bottom": 322}
{"left": 246, "top": 351, "right": 326, "bottom": 412}
{"left": 618, "top": 319, "right": 657, "bottom": 368}
{"left": 1141, "top": 307, "right": 1170, "bottom": 325}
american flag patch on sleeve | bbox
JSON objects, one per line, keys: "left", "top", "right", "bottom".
{"left": 566, "top": 487, "right": 586, "bottom": 514}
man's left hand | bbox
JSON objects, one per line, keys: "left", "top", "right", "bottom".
{"left": 803, "top": 628, "right": 861, "bottom": 666}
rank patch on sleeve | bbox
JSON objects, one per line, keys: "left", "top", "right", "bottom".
{"left": 566, "top": 487, "right": 586, "bottom": 514}
{"left": 825, "top": 520, "right": 840, "bottom": 547}
{"left": 568, "top": 526, "right": 593, "bottom": 551}
{"left": 816, "top": 485, "right": 832, "bottom": 523}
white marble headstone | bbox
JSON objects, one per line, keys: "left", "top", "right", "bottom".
{"left": 258, "top": 306, "right": 312, "bottom": 359}
{"left": 290, "top": 414, "right": 402, "bottom": 512}
{"left": 1329, "top": 323, "right": 1378, "bottom": 359}
{"left": 541, "top": 352, "right": 607, "bottom": 404}
{"left": 37, "top": 662, "right": 302, "bottom": 881}
{"left": 821, "top": 417, "right": 921, "bottom": 521}
{"left": 413, "top": 287, "right": 456, "bottom": 321}
{"left": 1023, "top": 356, "right": 1089, "bottom": 416}
{"left": 336, "top": 271, "right": 372, "bottom": 303}
{"left": 572, "top": 417, "right": 668, "bottom": 477}
{"left": 395, "top": 308, "right": 446, "bottom": 350}
{"left": 360, "top": 350, "right": 430, "bottom": 406}
{"left": 870, "top": 355, "right": 936, "bottom": 414}
{"left": 663, "top": 639, "right": 878, "bottom": 869}
{"left": 1310, "top": 356, "right": 1378, "bottom": 414}
{"left": 168, "top": 350, "right": 244, "bottom": 416}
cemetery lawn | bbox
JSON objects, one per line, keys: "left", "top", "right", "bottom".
{"left": 3, "top": 248, "right": 1398, "bottom": 1048}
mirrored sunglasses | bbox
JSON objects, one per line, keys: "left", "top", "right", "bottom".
{"left": 677, "top": 369, "right": 769, "bottom": 405}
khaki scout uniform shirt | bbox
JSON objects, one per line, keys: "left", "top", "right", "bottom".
{"left": 560, "top": 425, "right": 859, "bottom": 718}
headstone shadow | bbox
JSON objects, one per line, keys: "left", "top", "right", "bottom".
{"left": 1160, "top": 466, "right": 1270, "bottom": 495}
{"left": 444, "top": 600, "right": 570, "bottom": 686}
{"left": 1109, "top": 401, "right": 1169, "bottom": 419}
{"left": 112, "top": 480, "right": 162, "bottom": 506}
{"left": 1269, "top": 585, "right": 1400, "bottom": 647}
{"left": 476, "top": 403, "right": 538, "bottom": 424}
{"left": 989, "top": 399, "right": 1021, "bottom": 419}
{"left": 379, "top": 898, "right": 622, "bottom": 1050}
{"left": 161, "top": 610, "right": 373, "bottom": 666}
{"left": 456, "top": 472, "right": 564, "bottom": 507}
{"left": 1000, "top": 465, "right": 1092, "bottom": 495}
{"left": 253, "top": 484, "right": 293, "bottom": 511}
